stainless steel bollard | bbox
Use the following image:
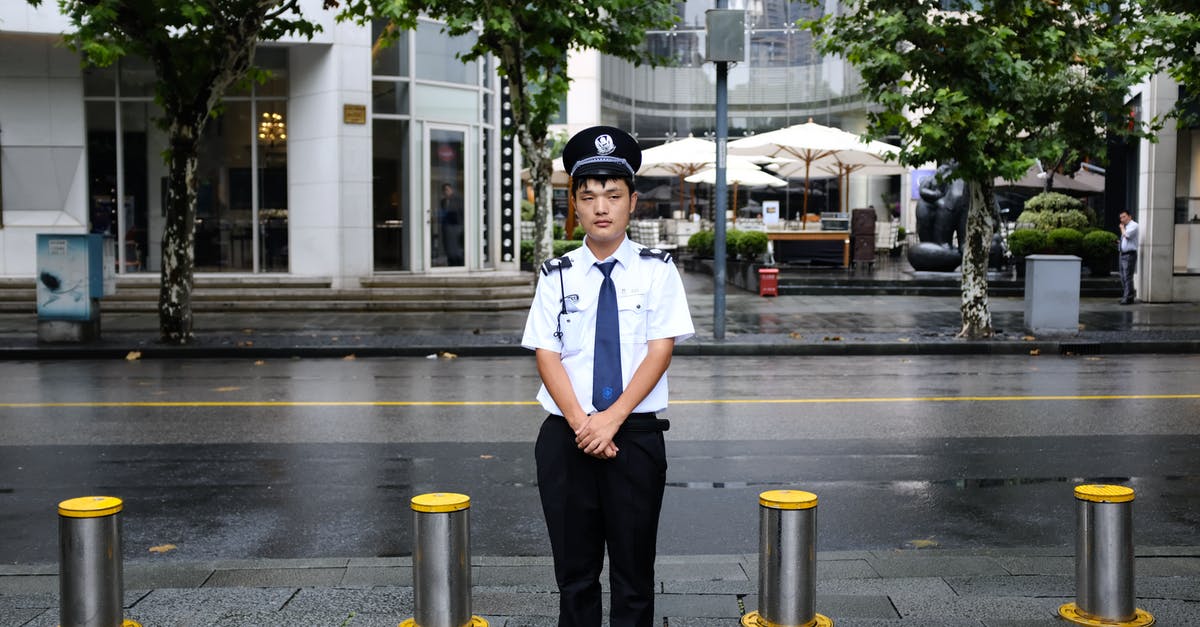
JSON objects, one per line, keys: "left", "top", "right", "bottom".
{"left": 58, "top": 496, "right": 141, "bottom": 627}
{"left": 1057, "top": 485, "right": 1154, "bottom": 627}
{"left": 400, "top": 493, "right": 486, "bottom": 627}
{"left": 741, "top": 490, "right": 832, "bottom": 627}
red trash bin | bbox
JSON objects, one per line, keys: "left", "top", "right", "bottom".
{"left": 758, "top": 267, "right": 779, "bottom": 297}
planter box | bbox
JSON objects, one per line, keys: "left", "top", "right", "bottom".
{"left": 1024, "top": 254, "right": 1082, "bottom": 334}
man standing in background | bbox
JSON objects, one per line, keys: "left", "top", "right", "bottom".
{"left": 1118, "top": 210, "right": 1139, "bottom": 305}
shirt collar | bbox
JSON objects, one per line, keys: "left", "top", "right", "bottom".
{"left": 581, "top": 235, "right": 636, "bottom": 270}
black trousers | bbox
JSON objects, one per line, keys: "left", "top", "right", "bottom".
{"left": 535, "top": 414, "right": 668, "bottom": 627}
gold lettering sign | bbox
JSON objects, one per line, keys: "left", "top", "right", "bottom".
{"left": 343, "top": 104, "right": 367, "bottom": 125}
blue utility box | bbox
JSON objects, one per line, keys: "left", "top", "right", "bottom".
{"left": 36, "top": 234, "right": 116, "bottom": 342}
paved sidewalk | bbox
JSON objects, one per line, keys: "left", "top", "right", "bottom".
{"left": 4, "top": 548, "right": 1199, "bottom": 625}
{"left": 1, "top": 269, "right": 1198, "bottom": 358}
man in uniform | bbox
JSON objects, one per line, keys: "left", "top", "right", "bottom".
{"left": 521, "top": 126, "right": 694, "bottom": 627}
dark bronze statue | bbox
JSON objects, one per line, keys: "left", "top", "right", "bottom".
{"left": 909, "top": 164, "right": 969, "bottom": 272}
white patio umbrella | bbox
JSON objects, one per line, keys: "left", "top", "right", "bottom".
{"left": 637, "top": 135, "right": 768, "bottom": 216}
{"left": 685, "top": 163, "right": 787, "bottom": 222}
{"left": 730, "top": 120, "right": 899, "bottom": 227}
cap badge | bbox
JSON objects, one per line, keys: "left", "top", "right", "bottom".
{"left": 594, "top": 134, "right": 616, "bottom": 155}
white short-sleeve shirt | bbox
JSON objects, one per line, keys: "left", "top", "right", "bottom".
{"left": 522, "top": 236, "right": 694, "bottom": 415}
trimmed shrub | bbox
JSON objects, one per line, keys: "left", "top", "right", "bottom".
{"left": 1046, "top": 227, "right": 1084, "bottom": 256}
{"left": 1016, "top": 208, "right": 1091, "bottom": 231}
{"left": 1081, "top": 230, "right": 1119, "bottom": 274}
{"left": 571, "top": 226, "right": 585, "bottom": 240}
{"left": 738, "top": 230, "right": 769, "bottom": 259}
{"left": 1024, "top": 191, "right": 1083, "bottom": 213}
{"left": 724, "top": 230, "right": 745, "bottom": 259}
{"left": 552, "top": 239, "right": 583, "bottom": 257}
{"left": 1007, "top": 228, "right": 1047, "bottom": 258}
{"left": 688, "top": 230, "right": 715, "bottom": 256}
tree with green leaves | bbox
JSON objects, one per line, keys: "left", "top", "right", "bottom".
{"left": 370, "top": 0, "right": 677, "bottom": 271}
{"left": 31, "top": 0, "right": 340, "bottom": 344}
{"left": 803, "top": 0, "right": 1152, "bottom": 338}
{"left": 1142, "top": 0, "right": 1200, "bottom": 125}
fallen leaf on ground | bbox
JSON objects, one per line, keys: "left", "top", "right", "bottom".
{"left": 823, "top": 336, "right": 843, "bottom": 342}
{"left": 1029, "top": 348, "right": 1041, "bottom": 356}
{"left": 788, "top": 332, "right": 803, "bottom": 340}
{"left": 254, "top": 360, "right": 265, "bottom": 366}
{"left": 242, "top": 329, "right": 255, "bottom": 335}
{"left": 1023, "top": 335, "right": 1036, "bottom": 341}
{"left": 125, "top": 351, "right": 142, "bottom": 361}
{"left": 906, "top": 538, "right": 939, "bottom": 549}
{"left": 148, "top": 544, "right": 177, "bottom": 554}
{"left": 897, "top": 337, "right": 911, "bottom": 343}
{"left": 480, "top": 454, "right": 494, "bottom": 460}
{"left": 438, "top": 351, "right": 458, "bottom": 359}
{"left": 343, "top": 354, "right": 356, "bottom": 361}
{"left": 214, "top": 386, "right": 241, "bottom": 392}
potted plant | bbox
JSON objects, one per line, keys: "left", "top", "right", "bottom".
{"left": 1046, "top": 227, "right": 1084, "bottom": 256}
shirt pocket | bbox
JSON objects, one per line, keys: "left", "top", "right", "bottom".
{"left": 558, "top": 312, "right": 584, "bottom": 356}
{"left": 617, "top": 293, "right": 647, "bottom": 343}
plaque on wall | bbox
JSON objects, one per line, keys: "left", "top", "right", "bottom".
{"left": 343, "top": 104, "right": 367, "bottom": 125}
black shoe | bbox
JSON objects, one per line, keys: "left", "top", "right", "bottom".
{"left": 1119, "top": 299, "right": 1133, "bottom": 305}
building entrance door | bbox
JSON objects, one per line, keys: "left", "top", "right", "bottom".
{"left": 426, "top": 126, "right": 469, "bottom": 269}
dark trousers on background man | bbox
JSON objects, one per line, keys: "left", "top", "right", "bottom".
{"left": 1119, "top": 250, "right": 1137, "bottom": 304}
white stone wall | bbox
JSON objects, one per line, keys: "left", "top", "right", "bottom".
{"left": 0, "top": 34, "right": 88, "bottom": 276}
{"left": 287, "top": 21, "right": 372, "bottom": 287}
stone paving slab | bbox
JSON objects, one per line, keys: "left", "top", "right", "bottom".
{"left": 866, "top": 554, "right": 1010, "bottom": 578}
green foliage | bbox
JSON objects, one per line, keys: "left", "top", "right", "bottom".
{"left": 552, "top": 240, "right": 583, "bottom": 257}
{"left": 1081, "top": 229, "right": 1119, "bottom": 270}
{"left": 803, "top": 0, "right": 1153, "bottom": 184}
{"left": 1024, "top": 192, "right": 1083, "bottom": 214}
{"left": 553, "top": 224, "right": 565, "bottom": 240}
{"left": 1046, "top": 227, "right": 1084, "bottom": 256}
{"left": 571, "top": 226, "right": 585, "bottom": 240}
{"left": 521, "top": 239, "right": 584, "bottom": 266}
{"left": 1007, "top": 229, "right": 1048, "bottom": 258}
{"left": 736, "top": 230, "right": 769, "bottom": 259}
{"left": 520, "top": 200, "right": 536, "bottom": 222}
{"left": 724, "top": 230, "right": 744, "bottom": 259}
{"left": 1141, "top": 1, "right": 1200, "bottom": 126}
{"left": 688, "top": 230, "right": 715, "bottom": 257}
{"left": 1016, "top": 209, "right": 1091, "bottom": 232}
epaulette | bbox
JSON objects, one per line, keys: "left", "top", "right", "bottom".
{"left": 540, "top": 255, "right": 574, "bottom": 275}
{"left": 638, "top": 247, "right": 672, "bottom": 263}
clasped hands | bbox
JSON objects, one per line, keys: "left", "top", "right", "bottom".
{"left": 572, "top": 410, "right": 622, "bottom": 459}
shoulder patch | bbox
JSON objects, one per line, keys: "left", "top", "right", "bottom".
{"left": 540, "top": 255, "right": 574, "bottom": 276}
{"left": 638, "top": 247, "right": 672, "bottom": 263}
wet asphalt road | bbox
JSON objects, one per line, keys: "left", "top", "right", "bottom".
{"left": 1, "top": 354, "right": 1197, "bottom": 564}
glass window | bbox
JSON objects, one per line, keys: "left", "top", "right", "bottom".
{"left": 373, "top": 80, "right": 409, "bottom": 115}
{"left": 372, "top": 20, "right": 409, "bottom": 76}
{"left": 83, "top": 65, "right": 116, "bottom": 97}
{"left": 413, "top": 84, "right": 479, "bottom": 122}
{"left": 195, "top": 102, "right": 254, "bottom": 271}
{"left": 430, "top": 128, "right": 466, "bottom": 268}
{"left": 415, "top": 21, "right": 477, "bottom": 85}
{"left": 255, "top": 47, "right": 290, "bottom": 98}
{"left": 373, "top": 119, "right": 411, "bottom": 271}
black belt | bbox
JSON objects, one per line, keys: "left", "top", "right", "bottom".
{"left": 550, "top": 413, "right": 670, "bottom": 432}
{"left": 1121, "top": 250, "right": 1137, "bottom": 255}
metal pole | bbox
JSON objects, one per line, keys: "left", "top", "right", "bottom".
{"left": 742, "top": 490, "right": 832, "bottom": 627}
{"left": 713, "top": 58, "right": 728, "bottom": 340}
{"left": 1058, "top": 484, "right": 1154, "bottom": 626}
{"left": 401, "top": 493, "right": 487, "bottom": 627}
{"left": 58, "top": 496, "right": 141, "bottom": 627}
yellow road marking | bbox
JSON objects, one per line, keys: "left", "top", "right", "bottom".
{"left": 0, "top": 393, "right": 1197, "bottom": 409}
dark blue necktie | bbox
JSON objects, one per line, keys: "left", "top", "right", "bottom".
{"left": 593, "top": 260, "right": 622, "bottom": 411}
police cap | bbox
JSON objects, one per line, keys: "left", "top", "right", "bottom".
{"left": 561, "top": 126, "right": 641, "bottom": 179}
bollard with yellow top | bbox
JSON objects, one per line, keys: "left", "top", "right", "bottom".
{"left": 58, "top": 495, "right": 141, "bottom": 627}
{"left": 1058, "top": 484, "right": 1154, "bottom": 626}
{"left": 400, "top": 493, "right": 487, "bottom": 627}
{"left": 742, "top": 489, "right": 832, "bottom": 627}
